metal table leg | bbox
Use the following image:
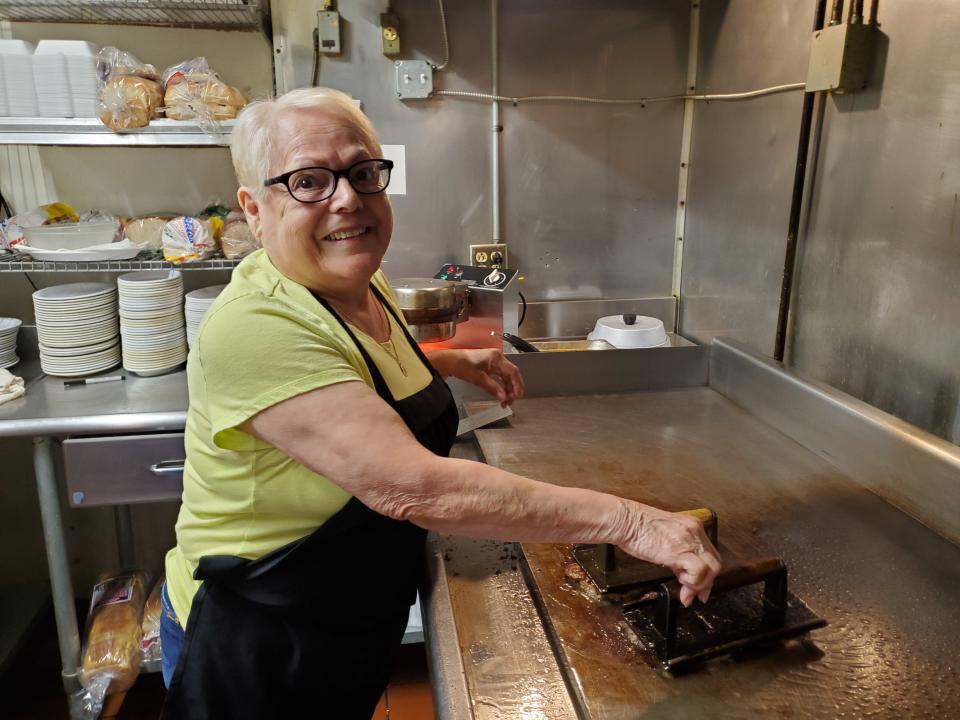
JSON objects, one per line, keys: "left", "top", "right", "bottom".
{"left": 33, "top": 436, "right": 84, "bottom": 718}
{"left": 114, "top": 505, "right": 136, "bottom": 569}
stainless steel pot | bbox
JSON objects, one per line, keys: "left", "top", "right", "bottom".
{"left": 391, "top": 278, "right": 470, "bottom": 342}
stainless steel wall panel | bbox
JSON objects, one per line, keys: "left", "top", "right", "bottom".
{"left": 789, "top": 1, "right": 960, "bottom": 444}
{"left": 680, "top": 0, "right": 813, "bottom": 352}
{"left": 313, "top": 0, "right": 495, "bottom": 279}
{"left": 499, "top": 0, "right": 689, "bottom": 300}
{"left": 310, "top": 0, "right": 689, "bottom": 296}
{"left": 710, "top": 337, "right": 960, "bottom": 546}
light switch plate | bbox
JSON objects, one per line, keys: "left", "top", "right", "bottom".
{"left": 395, "top": 60, "right": 433, "bottom": 99}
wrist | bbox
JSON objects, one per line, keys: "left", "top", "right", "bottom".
{"left": 425, "top": 349, "right": 460, "bottom": 378}
{"left": 609, "top": 496, "right": 642, "bottom": 548}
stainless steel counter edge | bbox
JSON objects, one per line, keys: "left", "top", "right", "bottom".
{"left": 0, "top": 411, "right": 188, "bottom": 437}
{"left": 423, "top": 539, "right": 475, "bottom": 720}
{"left": 710, "top": 336, "right": 960, "bottom": 545}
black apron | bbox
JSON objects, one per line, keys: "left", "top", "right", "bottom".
{"left": 162, "top": 284, "right": 459, "bottom": 720}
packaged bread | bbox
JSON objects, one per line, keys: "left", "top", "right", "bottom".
{"left": 162, "top": 57, "right": 245, "bottom": 123}
{"left": 162, "top": 216, "right": 217, "bottom": 263}
{"left": 97, "top": 46, "right": 159, "bottom": 81}
{"left": 80, "top": 571, "right": 147, "bottom": 696}
{"left": 124, "top": 215, "right": 174, "bottom": 251}
{"left": 164, "top": 74, "right": 246, "bottom": 121}
{"left": 99, "top": 75, "right": 163, "bottom": 131}
{"left": 220, "top": 218, "right": 259, "bottom": 259}
{"left": 140, "top": 578, "right": 163, "bottom": 666}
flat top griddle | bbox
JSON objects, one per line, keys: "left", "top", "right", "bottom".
{"left": 471, "top": 388, "right": 960, "bottom": 719}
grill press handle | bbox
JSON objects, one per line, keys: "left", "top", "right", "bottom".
{"left": 149, "top": 459, "right": 185, "bottom": 478}
{"left": 655, "top": 556, "right": 788, "bottom": 659}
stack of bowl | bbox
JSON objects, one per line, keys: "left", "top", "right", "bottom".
{"left": 33, "top": 283, "right": 121, "bottom": 376}
{"left": 117, "top": 270, "right": 187, "bottom": 376}
{"left": 0, "top": 317, "right": 21, "bottom": 368}
{"left": 184, "top": 285, "right": 227, "bottom": 348}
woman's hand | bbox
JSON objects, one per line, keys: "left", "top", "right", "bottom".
{"left": 428, "top": 348, "right": 525, "bottom": 407}
{"left": 618, "top": 503, "right": 722, "bottom": 607}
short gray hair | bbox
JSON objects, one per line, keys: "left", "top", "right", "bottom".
{"left": 231, "top": 87, "right": 383, "bottom": 195}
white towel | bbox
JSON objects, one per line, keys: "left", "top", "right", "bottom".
{"left": 0, "top": 367, "right": 25, "bottom": 405}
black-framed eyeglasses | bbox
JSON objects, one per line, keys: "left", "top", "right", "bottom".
{"left": 264, "top": 158, "right": 394, "bottom": 203}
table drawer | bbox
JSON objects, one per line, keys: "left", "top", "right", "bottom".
{"left": 62, "top": 433, "right": 185, "bottom": 507}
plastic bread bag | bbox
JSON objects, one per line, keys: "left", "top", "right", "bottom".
{"left": 78, "top": 570, "right": 148, "bottom": 719}
{"left": 220, "top": 218, "right": 259, "bottom": 259}
{"left": 124, "top": 215, "right": 176, "bottom": 251}
{"left": 98, "top": 75, "right": 163, "bottom": 131}
{"left": 162, "top": 57, "right": 246, "bottom": 132}
{"left": 97, "top": 47, "right": 159, "bottom": 82}
{"left": 141, "top": 577, "right": 163, "bottom": 666}
{"left": 96, "top": 47, "right": 163, "bottom": 132}
{"left": 162, "top": 216, "right": 218, "bottom": 263}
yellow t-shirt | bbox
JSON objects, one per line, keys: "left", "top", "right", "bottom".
{"left": 164, "top": 249, "right": 433, "bottom": 627}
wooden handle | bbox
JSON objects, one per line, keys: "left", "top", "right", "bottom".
{"left": 678, "top": 507, "right": 718, "bottom": 546}
{"left": 666, "top": 556, "right": 785, "bottom": 601}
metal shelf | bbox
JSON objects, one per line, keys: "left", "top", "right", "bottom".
{"left": 0, "top": 251, "right": 239, "bottom": 272}
{"left": 0, "top": 117, "right": 234, "bottom": 146}
{"left": 0, "top": 0, "right": 269, "bottom": 32}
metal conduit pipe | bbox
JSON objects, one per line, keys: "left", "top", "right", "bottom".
{"left": 490, "top": 0, "right": 502, "bottom": 242}
{"left": 773, "top": 0, "right": 829, "bottom": 362}
{"left": 829, "top": 0, "right": 844, "bottom": 25}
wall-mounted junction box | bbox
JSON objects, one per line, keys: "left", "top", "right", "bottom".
{"left": 470, "top": 243, "right": 508, "bottom": 269}
{"left": 317, "top": 11, "right": 341, "bottom": 55}
{"left": 806, "top": 23, "right": 877, "bottom": 93}
{"left": 395, "top": 60, "right": 433, "bottom": 99}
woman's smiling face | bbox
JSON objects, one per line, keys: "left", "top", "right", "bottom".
{"left": 240, "top": 106, "right": 393, "bottom": 297}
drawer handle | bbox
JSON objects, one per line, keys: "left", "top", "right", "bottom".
{"left": 149, "top": 460, "right": 185, "bottom": 477}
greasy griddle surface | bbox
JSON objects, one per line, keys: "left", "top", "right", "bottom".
{"left": 473, "top": 388, "right": 960, "bottom": 719}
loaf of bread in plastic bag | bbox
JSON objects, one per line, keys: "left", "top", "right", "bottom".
{"left": 80, "top": 570, "right": 147, "bottom": 694}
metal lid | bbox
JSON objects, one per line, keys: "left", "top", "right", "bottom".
{"left": 390, "top": 278, "right": 458, "bottom": 310}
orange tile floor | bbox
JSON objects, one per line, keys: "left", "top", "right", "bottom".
{"left": 2, "top": 607, "right": 435, "bottom": 719}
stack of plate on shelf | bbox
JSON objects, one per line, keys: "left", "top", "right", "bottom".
{"left": 0, "top": 317, "right": 21, "bottom": 369}
{"left": 118, "top": 270, "right": 187, "bottom": 377}
{"left": 0, "top": 39, "right": 38, "bottom": 117}
{"left": 33, "top": 283, "right": 121, "bottom": 377}
{"left": 184, "top": 285, "right": 227, "bottom": 347}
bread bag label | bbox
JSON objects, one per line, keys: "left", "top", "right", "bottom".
{"left": 90, "top": 574, "right": 137, "bottom": 609}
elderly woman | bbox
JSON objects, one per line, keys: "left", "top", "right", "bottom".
{"left": 160, "top": 87, "right": 720, "bottom": 719}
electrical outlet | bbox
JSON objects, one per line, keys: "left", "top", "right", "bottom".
{"left": 380, "top": 13, "right": 400, "bottom": 56}
{"left": 470, "top": 243, "right": 508, "bottom": 269}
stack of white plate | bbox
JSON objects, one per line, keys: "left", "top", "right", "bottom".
{"left": 184, "top": 285, "right": 226, "bottom": 347}
{"left": 118, "top": 270, "right": 187, "bottom": 377}
{"left": 0, "top": 317, "right": 21, "bottom": 369}
{"left": 33, "top": 283, "right": 121, "bottom": 377}
{"left": 0, "top": 39, "right": 38, "bottom": 117}
{"left": 46, "top": 41, "right": 100, "bottom": 117}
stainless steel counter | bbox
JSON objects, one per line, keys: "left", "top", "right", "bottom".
{"left": 0, "top": 367, "right": 187, "bottom": 437}
{"left": 424, "top": 339, "right": 960, "bottom": 719}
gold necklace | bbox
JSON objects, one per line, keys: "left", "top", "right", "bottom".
{"left": 375, "top": 298, "right": 407, "bottom": 377}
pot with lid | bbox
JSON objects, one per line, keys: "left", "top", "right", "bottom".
{"left": 587, "top": 314, "right": 670, "bottom": 349}
{"left": 391, "top": 278, "right": 469, "bottom": 342}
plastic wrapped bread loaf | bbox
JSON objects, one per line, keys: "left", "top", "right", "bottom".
{"left": 164, "top": 74, "right": 246, "bottom": 121}
{"left": 140, "top": 578, "right": 163, "bottom": 665}
{"left": 220, "top": 218, "right": 259, "bottom": 259}
{"left": 124, "top": 215, "right": 175, "bottom": 251}
{"left": 162, "top": 216, "right": 217, "bottom": 263}
{"left": 99, "top": 76, "right": 163, "bottom": 131}
{"left": 80, "top": 571, "right": 148, "bottom": 695}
